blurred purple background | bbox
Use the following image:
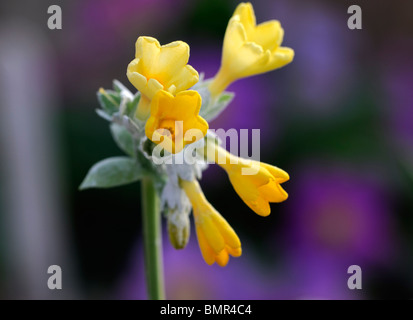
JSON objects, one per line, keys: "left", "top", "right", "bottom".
{"left": 0, "top": 0, "right": 413, "bottom": 299}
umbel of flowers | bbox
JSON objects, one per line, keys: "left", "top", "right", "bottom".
{"left": 81, "top": 2, "right": 293, "bottom": 276}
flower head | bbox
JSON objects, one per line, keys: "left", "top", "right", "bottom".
{"left": 203, "top": 140, "right": 289, "bottom": 216}
{"left": 127, "top": 36, "right": 199, "bottom": 120}
{"left": 209, "top": 2, "right": 294, "bottom": 96}
{"left": 225, "top": 160, "right": 289, "bottom": 216}
{"left": 145, "top": 90, "right": 208, "bottom": 154}
{"left": 181, "top": 179, "right": 242, "bottom": 266}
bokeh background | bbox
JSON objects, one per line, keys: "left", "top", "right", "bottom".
{"left": 1, "top": 0, "right": 413, "bottom": 299}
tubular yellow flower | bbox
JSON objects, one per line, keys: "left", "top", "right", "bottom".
{"left": 145, "top": 90, "right": 208, "bottom": 154}
{"left": 181, "top": 179, "right": 242, "bottom": 267}
{"left": 127, "top": 36, "right": 199, "bottom": 120}
{"left": 209, "top": 2, "right": 294, "bottom": 97}
{"left": 203, "top": 140, "right": 289, "bottom": 217}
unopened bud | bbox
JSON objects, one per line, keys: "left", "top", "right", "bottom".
{"left": 167, "top": 210, "right": 190, "bottom": 249}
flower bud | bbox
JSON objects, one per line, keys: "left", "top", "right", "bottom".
{"left": 167, "top": 209, "right": 191, "bottom": 249}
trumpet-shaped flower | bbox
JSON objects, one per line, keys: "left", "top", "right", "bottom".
{"left": 203, "top": 140, "right": 289, "bottom": 216}
{"left": 145, "top": 90, "right": 208, "bottom": 154}
{"left": 127, "top": 36, "right": 199, "bottom": 120}
{"left": 209, "top": 2, "right": 294, "bottom": 97}
{"left": 181, "top": 179, "right": 242, "bottom": 266}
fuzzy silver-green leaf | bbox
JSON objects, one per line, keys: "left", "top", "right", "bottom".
{"left": 110, "top": 123, "right": 135, "bottom": 157}
{"left": 79, "top": 157, "right": 144, "bottom": 189}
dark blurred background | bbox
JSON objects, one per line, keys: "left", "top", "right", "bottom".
{"left": 0, "top": 0, "right": 413, "bottom": 299}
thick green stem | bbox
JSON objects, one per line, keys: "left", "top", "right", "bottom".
{"left": 141, "top": 177, "right": 165, "bottom": 300}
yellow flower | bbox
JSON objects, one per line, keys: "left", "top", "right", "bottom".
{"left": 203, "top": 140, "right": 289, "bottom": 216}
{"left": 127, "top": 36, "right": 199, "bottom": 120}
{"left": 145, "top": 90, "right": 208, "bottom": 154}
{"left": 209, "top": 2, "right": 294, "bottom": 97}
{"left": 181, "top": 179, "right": 242, "bottom": 266}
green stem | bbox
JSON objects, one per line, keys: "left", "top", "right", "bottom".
{"left": 141, "top": 177, "right": 165, "bottom": 300}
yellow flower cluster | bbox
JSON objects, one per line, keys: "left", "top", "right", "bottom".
{"left": 179, "top": 139, "right": 289, "bottom": 266}
{"left": 127, "top": 37, "right": 207, "bottom": 154}
{"left": 126, "top": 2, "right": 293, "bottom": 266}
{"left": 127, "top": 37, "right": 199, "bottom": 120}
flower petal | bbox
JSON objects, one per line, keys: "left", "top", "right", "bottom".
{"left": 135, "top": 36, "right": 160, "bottom": 76}
{"left": 196, "top": 227, "right": 216, "bottom": 265}
{"left": 211, "top": 211, "right": 241, "bottom": 249}
{"left": 251, "top": 195, "right": 271, "bottom": 217}
{"left": 128, "top": 36, "right": 199, "bottom": 99}
{"left": 126, "top": 59, "right": 147, "bottom": 91}
{"left": 147, "top": 78, "right": 164, "bottom": 99}
{"left": 159, "top": 90, "right": 201, "bottom": 120}
{"left": 198, "top": 214, "right": 225, "bottom": 254}
{"left": 157, "top": 41, "right": 190, "bottom": 77}
{"left": 167, "top": 65, "right": 199, "bottom": 93}
{"left": 266, "top": 47, "right": 295, "bottom": 71}
{"left": 233, "top": 2, "right": 256, "bottom": 33}
{"left": 226, "top": 246, "right": 242, "bottom": 258}
{"left": 183, "top": 116, "right": 209, "bottom": 143}
{"left": 259, "top": 180, "right": 289, "bottom": 203}
{"left": 260, "top": 163, "right": 290, "bottom": 183}
{"left": 223, "top": 19, "right": 248, "bottom": 64}
{"left": 253, "top": 20, "right": 283, "bottom": 51}
{"left": 215, "top": 249, "right": 230, "bottom": 267}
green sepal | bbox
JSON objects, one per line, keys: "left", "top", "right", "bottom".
{"left": 97, "top": 89, "right": 121, "bottom": 115}
{"left": 126, "top": 92, "right": 141, "bottom": 118}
